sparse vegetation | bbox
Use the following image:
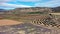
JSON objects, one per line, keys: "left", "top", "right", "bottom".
{"left": 0, "top": 7, "right": 60, "bottom": 29}
{"left": 27, "top": 12, "right": 43, "bottom": 14}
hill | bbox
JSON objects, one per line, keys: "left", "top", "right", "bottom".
{"left": 52, "top": 6, "right": 60, "bottom": 12}
{"left": 0, "top": 7, "right": 60, "bottom": 28}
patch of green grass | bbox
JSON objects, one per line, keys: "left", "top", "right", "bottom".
{"left": 27, "top": 12, "right": 43, "bottom": 14}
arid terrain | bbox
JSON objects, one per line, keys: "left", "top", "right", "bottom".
{"left": 0, "top": 7, "right": 60, "bottom": 34}
{"left": 0, "top": 19, "right": 24, "bottom": 26}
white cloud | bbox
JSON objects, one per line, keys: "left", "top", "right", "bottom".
{"left": 0, "top": 0, "right": 41, "bottom": 3}
{"left": 18, "top": 0, "right": 41, "bottom": 2}
{"left": 35, "top": 0, "right": 60, "bottom": 7}
{"left": 0, "top": 0, "right": 12, "bottom": 3}
{"left": 0, "top": 7, "right": 14, "bottom": 10}
{"left": 0, "top": 3, "right": 32, "bottom": 9}
{"left": 0, "top": 0, "right": 34, "bottom": 9}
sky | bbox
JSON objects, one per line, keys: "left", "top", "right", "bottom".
{"left": 0, "top": 0, "right": 60, "bottom": 10}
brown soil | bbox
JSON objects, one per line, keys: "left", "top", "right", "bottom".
{"left": 0, "top": 19, "right": 23, "bottom": 26}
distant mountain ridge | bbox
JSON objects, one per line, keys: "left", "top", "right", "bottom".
{"left": 0, "top": 6, "right": 60, "bottom": 14}
{"left": 52, "top": 6, "right": 60, "bottom": 12}
{"left": 0, "top": 9, "right": 5, "bottom": 11}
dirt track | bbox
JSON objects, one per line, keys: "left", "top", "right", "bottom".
{"left": 0, "top": 19, "right": 23, "bottom": 26}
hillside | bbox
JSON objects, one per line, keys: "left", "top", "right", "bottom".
{"left": 52, "top": 6, "right": 60, "bottom": 12}
{"left": 0, "top": 7, "right": 52, "bottom": 14}
{"left": 0, "top": 7, "right": 52, "bottom": 19}
{"left": 0, "top": 7, "right": 60, "bottom": 28}
{"left": 0, "top": 7, "right": 60, "bottom": 34}
{"left": 0, "top": 6, "right": 60, "bottom": 14}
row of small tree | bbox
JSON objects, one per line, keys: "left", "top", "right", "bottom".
{"left": 32, "top": 15, "right": 60, "bottom": 28}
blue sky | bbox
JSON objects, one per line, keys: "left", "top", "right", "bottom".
{"left": 0, "top": 0, "right": 60, "bottom": 10}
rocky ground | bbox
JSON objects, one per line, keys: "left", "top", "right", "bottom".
{"left": 0, "top": 22, "right": 60, "bottom": 34}
{"left": 0, "top": 23, "right": 52, "bottom": 34}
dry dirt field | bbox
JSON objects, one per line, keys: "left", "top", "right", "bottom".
{"left": 0, "top": 19, "right": 23, "bottom": 26}
{"left": 50, "top": 13, "right": 60, "bottom": 15}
